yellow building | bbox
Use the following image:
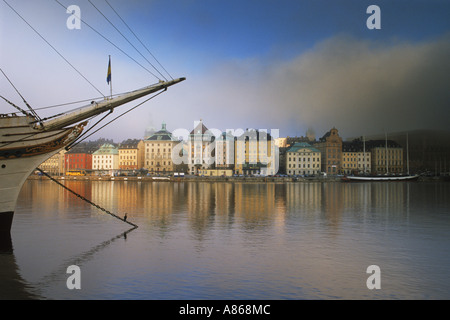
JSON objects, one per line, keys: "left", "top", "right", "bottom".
{"left": 234, "top": 129, "right": 278, "bottom": 176}
{"left": 368, "top": 140, "right": 403, "bottom": 174}
{"left": 144, "top": 123, "right": 178, "bottom": 174}
{"left": 118, "top": 139, "right": 144, "bottom": 171}
{"left": 341, "top": 139, "right": 372, "bottom": 174}
{"left": 286, "top": 142, "right": 321, "bottom": 176}
{"left": 215, "top": 131, "right": 235, "bottom": 169}
{"left": 341, "top": 151, "right": 372, "bottom": 175}
{"left": 198, "top": 169, "right": 234, "bottom": 177}
{"left": 341, "top": 151, "right": 358, "bottom": 175}
{"left": 38, "top": 149, "right": 66, "bottom": 176}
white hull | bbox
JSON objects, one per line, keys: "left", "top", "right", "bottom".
{"left": 0, "top": 116, "right": 85, "bottom": 233}
{"left": 0, "top": 78, "right": 184, "bottom": 235}
{"left": 342, "top": 174, "right": 420, "bottom": 182}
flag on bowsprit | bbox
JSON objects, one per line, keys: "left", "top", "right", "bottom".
{"left": 106, "top": 56, "right": 112, "bottom": 85}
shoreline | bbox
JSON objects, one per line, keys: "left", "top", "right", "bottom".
{"left": 27, "top": 175, "right": 446, "bottom": 183}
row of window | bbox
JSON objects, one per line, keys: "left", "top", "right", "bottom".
{"left": 288, "top": 164, "right": 319, "bottom": 168}
{"left": 287, "top": 169, "right": 320, "bottom": 175}
{"left": 146, "top": 149, "right": 170, "bottom": 153}
{"left": 376, "top": 160, "right": 402, "bottom": 165}
{"left": 287, "top": 157, "right": 319, "bottom": 162}
{"left": 145, "top": 161, "right": 172, "bottom": 166}
{"left": 146, "top": 143, "right": 173, "bottom": 148}
{"left": 343, "top": 163, "right": 372, "bottom": 168}
{"left": 93, "top": 160, "right": 113, "bottom": 163}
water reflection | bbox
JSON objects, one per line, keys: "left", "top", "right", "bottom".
{"left": 82, "top": 180, "right": 432, "bottom": 232}
{"left": 3, "top": 179, "right": 450, "bottom": 299}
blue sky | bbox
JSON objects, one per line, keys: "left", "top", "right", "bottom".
{"left": 1, "top": 0, "right": 450, "bottom": 141}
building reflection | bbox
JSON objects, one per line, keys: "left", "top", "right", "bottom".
{"left": 87, "top": 181, "right": 414, "bottom": 234}
{"left": 285, "top": 182, "right": 322, "bottom": 214}
{"left": 212, "top": 182, "right": 235, "bottom": 227}
{"left": 29, "top": 180, "right": 416, "bottom": 235}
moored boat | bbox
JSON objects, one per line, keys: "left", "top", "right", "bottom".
{"left": 342, "top": 174, "right": 420, "bottom": 182}
{"left": 0, "top": 79, "right": 185, "bottom": 236}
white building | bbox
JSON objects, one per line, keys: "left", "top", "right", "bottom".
{"left": 188, "top": 120, "right": 215, "bottom": 175}
{"left": 92, "top": 143, "right": 119, "bottom": 174}
{"left": 215, "top": 131, "right": 235, "bottom": 169}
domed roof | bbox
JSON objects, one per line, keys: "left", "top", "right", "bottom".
{"left": 146, "top": 122, "right": 175, "bottom": 141}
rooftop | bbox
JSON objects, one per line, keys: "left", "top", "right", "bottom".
{"left": 287, "top": 142, "right": 320, "bottom": 153}
{"left": 146, "top": 123, "right": 176, "bottom": 141}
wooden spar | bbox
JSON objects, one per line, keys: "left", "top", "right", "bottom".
{"left": 39, "top": 77, "right": 185, "bottom": 131}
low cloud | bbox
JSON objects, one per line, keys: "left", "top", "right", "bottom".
{"left": 175, "top": 33, "right": 450, "bottom": 139}
{"left": 3, "top": 25, "right": 449, "bottom": 142}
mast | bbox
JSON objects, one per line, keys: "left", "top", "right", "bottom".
{"left": 385, "top": 131, "right": 388, "bottom": 174}
{"left": 363, "top": 135, "right": 366, "bottom": 174}
{"left": 38, "top": 78, "right": 185, "bottom": 131}
{"left": 107, "top": 55, "right": 112, "bottom": 98}
{"left": 406, "top": 132, "right": 409, "bottom": 175}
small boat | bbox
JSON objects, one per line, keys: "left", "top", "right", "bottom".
{"left": 342, "top": 132, "right": 419, "bottom": 182}
{"left": 152, "top": 176, "right": 170, "bottom": 181}
{"left": 342, "top": 174, "right": 420, "bottom": 182}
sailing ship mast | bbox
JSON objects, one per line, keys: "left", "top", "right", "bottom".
{"left": 363, "top": 135, "right": 366, "bottom": 174}
{"left": 406, "top": 132, "right": 410, "bottom": 175}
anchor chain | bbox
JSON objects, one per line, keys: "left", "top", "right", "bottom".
{"left": 35, "top": 168, "right": 138, "bottom": 228}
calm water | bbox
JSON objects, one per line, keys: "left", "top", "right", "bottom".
{"left": 1, "top": 179, "right": 450, "bottom": 299}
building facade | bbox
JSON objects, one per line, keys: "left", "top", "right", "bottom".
{"left": 188, "top": 120, "right": 215, "bottom": 175}
{"left": 65, "top": 149, "right": 93, "bottom": 173}
{"left": 119, "top": 139, "right": 144, "bottom": 171}
{"left": 39, "top": 149, "right": 66, "bottom": 175}
{"left": 342, "top": 140, "right": 371, "bottom": 175}
{"left": 286, "top": 142, "right": 321, "bottom": 176}
{"left": 215, "top": 131, "right": 235, "bottom": 169}
{"left": 314, "top": 127, "right": 343, "bottom": 174}
{"left": 367, "top": 140, "right": 403, "bottom": 174}
{"left": 144, "top": 123, "right": 178, "bottom": 174}
{"left": 92, "top": 143, "right": 119, "bottom": 173}
{"left": 234, "top": 129, "right": 278, "bottom": 176}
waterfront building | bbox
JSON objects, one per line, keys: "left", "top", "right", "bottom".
{"left": 197, "top": 168, "right": 234, "bottom": 177}
{"left": 92, "top": 143, "right": 119, "bottom": 174}
{"left": 38, "top": 149, "right": 66, "bottom": 176}
{"left": 286, "top": 142, "right": 321, "bottom": 176}
{"left": 215, "top": 131, "right": 235, "bottom": 169}
{"left": 357, "top": 130, "right": 450, "bottom": 175}
{"left": 119, "top": 139, "right": 144, "bottom": 171}
{"left": 314, "top": 127, "right": 343, "bottom": 175}
{"left": 366, "top": 139, "right": 403, "bottom": 174}
{"left": 188, "top": 120, "right": 215, "bottom": 175}
{"left": 342, "top": 140, "right": 371, "bottom": 175}
{"left": 356, "top": 151, "right": 371, "bottom": 174}
{"left": 234, "top": 129, "right": 278, "bottom": 176}
{"left": 64, "top": 144, "right": 95, "bottom": 174}
{"left": 144, "top": 122, "right": 178, "bottom": 174}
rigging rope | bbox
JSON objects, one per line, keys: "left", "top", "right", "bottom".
{"left": 2, "top": 0, "right": 105, "bottom": 98}
{"left": 54, "top": 0, "right": 162, "bottom": 81}
{"left": 35, "top": 167, "right": 138, "bottom": 229}
{"left": 0, "top": 95, "right": 28, "bottom": 116}
{"left": 0, "top": 67, "right": 41, "bottom": 120}
{"left": 66, "top": 89, "right": 166, "bottom": 150}
{"left": 88, "top": 0, "right": 167, "bottom": 81}
{"left": 104, "top": 0, "right": 173, "bottom": 80}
